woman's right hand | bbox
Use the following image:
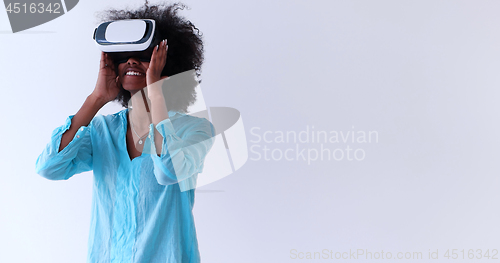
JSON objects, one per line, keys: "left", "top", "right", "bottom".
{"left": 91, "top": 52, "right": 120, "bottom": 104}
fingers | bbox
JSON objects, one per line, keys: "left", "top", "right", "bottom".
{"left": 101, "top": 52, "right": 109, "bottom": 69}
{"left": 107, "top": 55, "right": 115, "bottom": 71}
{"left": 100, "top": 52, "right": 106, "bottom": 69}
{"left": 151, "top": 43, "right": 157, "bottom": 64}
{"left": 160, "top": 39, "right": 167, "bottom": 61}
{"left": 150, "top": 39, "right": 168, "bottom": 72}
{"left": 154, "top": 39, "right": 168, "bottom": 60}
{"left": 100, "top": 52, "right": 116, "bottom": 72}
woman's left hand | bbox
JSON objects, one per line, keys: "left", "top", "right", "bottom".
{"left": 146, "top": 39, "right": 169, "bottom": 87}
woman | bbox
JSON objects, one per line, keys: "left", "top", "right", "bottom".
{"left": 35, "top": 2, "right": 215, "bottom": 262}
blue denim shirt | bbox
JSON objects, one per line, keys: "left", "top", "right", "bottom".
{"left": 36, "top": 108, "right": 215, "bottom": 263}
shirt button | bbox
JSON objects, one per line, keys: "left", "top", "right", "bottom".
{"left": 76, "top": 135, "right": 80, "bottom": 138}
{"left": 80, "top": 128, "right": 84, "bottom": 131}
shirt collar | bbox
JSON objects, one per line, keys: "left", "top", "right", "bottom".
{"left": 125, "top": 108, "right": 182, "bottom": 119}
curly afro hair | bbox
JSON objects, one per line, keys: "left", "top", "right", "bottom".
{"left": 96, "top": 1, "right": 204, "bottom": 112}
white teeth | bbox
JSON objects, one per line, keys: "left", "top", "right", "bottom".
{"left": 126, "top": 71, "right": 143, "bottom": 76}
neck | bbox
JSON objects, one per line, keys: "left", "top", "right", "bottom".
{"left": 129, "top": 89, "right": 153, "bottom": 131}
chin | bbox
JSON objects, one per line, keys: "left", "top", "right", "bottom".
{"left": 122, "top": 84, "right": 147, "bottom": 92}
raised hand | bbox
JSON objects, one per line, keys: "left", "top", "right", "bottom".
{"left": 92, "top": 52, "right": 121, "bottom": 103}
{"left": 146, "top": 39, "right": 169, "bottom": 90}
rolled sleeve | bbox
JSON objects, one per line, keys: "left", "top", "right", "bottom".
{"left": 148, "top": 117, "right": 215, "bottom": 186}
{"left": 35, "top": 115, "right": 93, "bottom": 180}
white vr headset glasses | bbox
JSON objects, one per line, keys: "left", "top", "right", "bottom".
{"left": 93, "top": 19, "right": 157, "bottom": 52}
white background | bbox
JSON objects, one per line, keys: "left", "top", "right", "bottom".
{"left": 1, "top": 0, "right": 499, "bottom": 262}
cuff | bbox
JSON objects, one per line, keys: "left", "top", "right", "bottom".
{"left": 54, "top": 115, "right": 91, "bottom": 154}
{"left": 155, "top": 118, "right": 176, "bottom": 137}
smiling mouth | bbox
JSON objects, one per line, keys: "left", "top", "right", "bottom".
{"left": 126, "top": 71, "right": 144, "bottom": 76}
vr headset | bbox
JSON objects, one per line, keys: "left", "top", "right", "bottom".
{"left": 93, "top": 19, "right": 159, "bottom": 63}
{"left": 94, "top": 19, "right": 157, "bottom": 52}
